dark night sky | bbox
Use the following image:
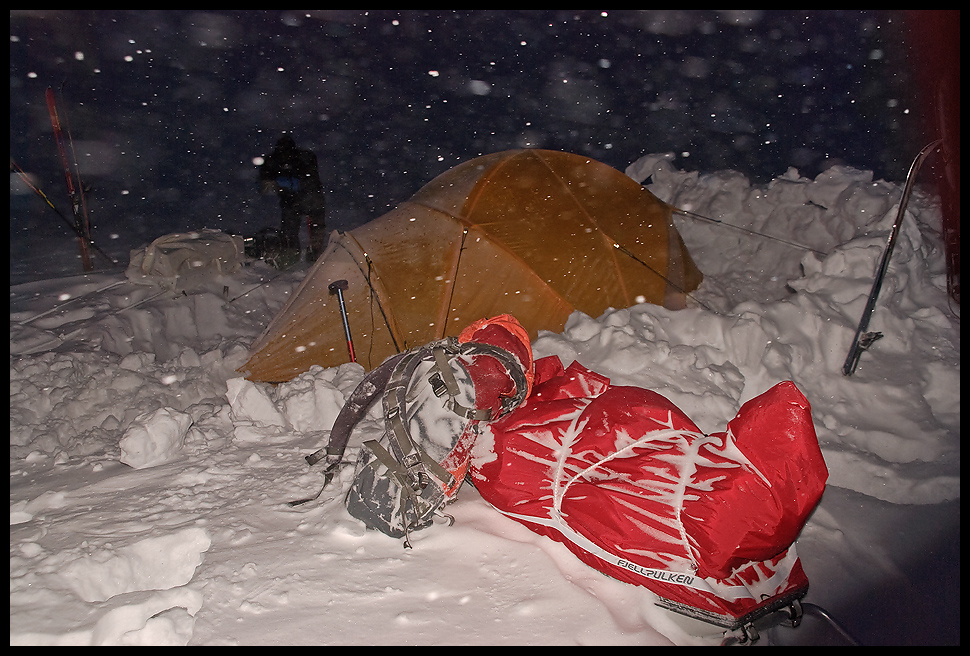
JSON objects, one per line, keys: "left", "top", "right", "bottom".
{"left": 10, "top": 10, "right": 925, "bottom": 278}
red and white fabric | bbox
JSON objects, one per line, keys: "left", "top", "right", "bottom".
{"left": 470, "top": 355, "right": 828, "bottom": 628}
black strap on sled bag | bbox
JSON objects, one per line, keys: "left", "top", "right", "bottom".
{"left": 302, "top": 337, "right": 528, "bottom": 546}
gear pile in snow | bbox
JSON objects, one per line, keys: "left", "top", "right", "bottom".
{"left": 307, "top": 314, "right": 827, "bottom": 630}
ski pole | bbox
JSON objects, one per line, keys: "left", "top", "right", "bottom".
{"left": 842, "top": 139, "right": 941, "bottom": 376}
{"left": 329, "top": 279, "right": 356, "bottom": 363}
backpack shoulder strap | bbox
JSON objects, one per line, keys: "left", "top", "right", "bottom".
{"left": 304, "top": 351, "right": 406, "bottom": 469}
{"left": 378, "top": 341, "right": 458, "bottom": 490}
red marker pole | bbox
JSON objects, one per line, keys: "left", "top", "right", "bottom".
{"left": 328, "top": 280, "right": 356, "bottom": 363}
{"left": 46, "top": 87, "right": 92, "bottom": 271}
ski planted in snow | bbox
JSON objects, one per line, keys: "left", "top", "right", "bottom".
{"left": 46, "top": 86, "right": 93, "bottom": 272}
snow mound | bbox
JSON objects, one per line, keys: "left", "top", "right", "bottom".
{"left": 10, "top": 587, "right": 204, "bottom": 646}
{"left": 60, "top": 526, "right": 211, "bottom": 602}
{"left": 120, "top": 407, "right": 194, "bottom": 469}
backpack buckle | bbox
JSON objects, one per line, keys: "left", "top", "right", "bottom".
{"left": 429, "top": 371, "right": 448, "bottom": 398}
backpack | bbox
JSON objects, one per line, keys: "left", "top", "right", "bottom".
{"left": 302, "top": 315, "right": 533, "bottom": 546}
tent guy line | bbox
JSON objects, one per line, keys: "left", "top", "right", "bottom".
{"left": 671, "top": 207, "right": 827, "bottom": 258}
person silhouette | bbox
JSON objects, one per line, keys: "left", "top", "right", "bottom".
{"left": 259, "top": 133, "right": 326, "bottom": 263}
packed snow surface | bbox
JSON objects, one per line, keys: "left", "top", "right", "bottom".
{"left": 10, "top": 155, "right": 959, "bottom": 645}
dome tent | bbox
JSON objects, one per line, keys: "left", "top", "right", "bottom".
{"left": 243, "top": 149, "right": 702, "bottom": 382}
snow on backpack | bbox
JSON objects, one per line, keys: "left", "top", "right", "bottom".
{"left": 469, "top": 355, "right": 829, "bottom": 631}
{"left": 301, "top": 315, "right": 533, "bottom": 546}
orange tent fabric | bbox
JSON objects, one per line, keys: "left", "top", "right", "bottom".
{"left": 243, "top": 149, "right": 702, "bottom": 382}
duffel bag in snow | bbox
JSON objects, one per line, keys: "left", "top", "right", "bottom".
{"left": 469, "top": 356, "right": 828, "bottom": 629}
{"left": 304, "top": 315, "right": 533, "bottom": 546}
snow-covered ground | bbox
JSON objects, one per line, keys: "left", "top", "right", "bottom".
{"left": 10, "top": 155, "right": 959, "bottom": 645}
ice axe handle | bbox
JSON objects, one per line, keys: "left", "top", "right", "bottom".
{"left": 328, "top": 280, "right": 356, "bottom": 363}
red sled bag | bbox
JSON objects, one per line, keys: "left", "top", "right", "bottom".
{"left": 470, "top": 356, "right": 828, "bottom": 630}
